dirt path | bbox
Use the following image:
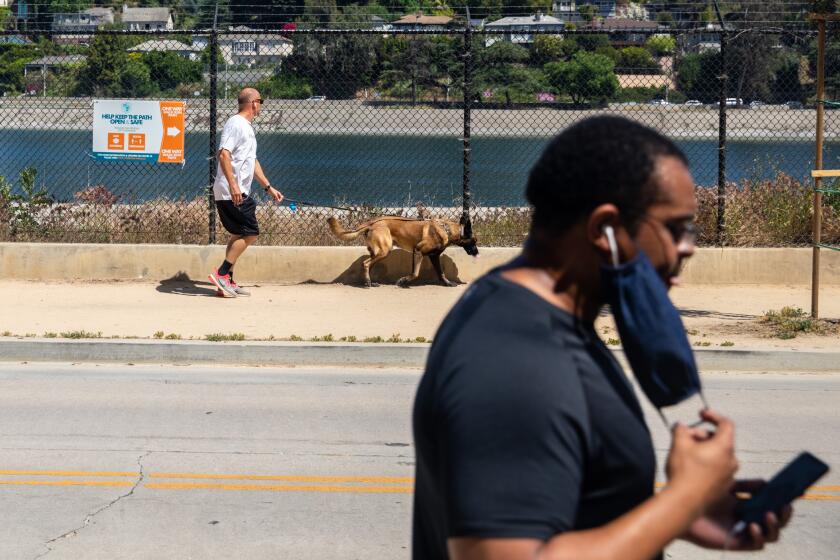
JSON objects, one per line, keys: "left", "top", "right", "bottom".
{"left": 2, "top": 280, "right": 838, "bottom": 350}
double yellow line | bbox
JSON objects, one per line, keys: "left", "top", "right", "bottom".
{"left": 0, "top": 469, "right": 414, "bottom": 494}
{"left": 1, "top": 470, "right": 839, "bottom": 500}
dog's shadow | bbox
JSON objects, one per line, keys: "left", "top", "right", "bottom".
{"left": 333, "top": 252, "right": 464, "bottom": 287}
{"left": 156, "top": 272, "right": 219, "bottom": 297}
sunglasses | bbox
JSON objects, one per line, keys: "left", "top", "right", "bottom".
{"left": 663, "top": 220, "right": 698, "bottom": 247}
{"left": 253, "top": 98, "right": 264, "bottom": 104}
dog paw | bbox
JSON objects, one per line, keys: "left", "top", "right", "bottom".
{"left": 442, "top": 281, "right": 457, "bottom": 287}
{"left": 396, "top": 278, "right": 411, "bottom": 288}
{"left": 369, "top": 282, "right": 380, "bottom": 288}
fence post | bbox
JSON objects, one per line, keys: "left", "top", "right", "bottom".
{"left": 207, "top": 10, "right": 219, "bottom": 245}
{"left": 812, "top": 18, "right": 826, "bottom": 319}
{"left": 461, "top": 12, "right": 473, "bottom": 234}
{"left": 716, "top": 30, "right": 728, "bottom": 245}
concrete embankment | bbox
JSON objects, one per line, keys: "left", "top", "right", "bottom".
{"left": 1, "top": 98, "right": 836, "bottom": 140}
{"left": 1, "top": 244, "right": 838, "bottom": 285}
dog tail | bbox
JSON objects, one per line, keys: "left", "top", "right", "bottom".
{"left": 327, "top": 217, "right": 367, "bottom": 241}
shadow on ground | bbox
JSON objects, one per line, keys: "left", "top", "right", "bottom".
{"left": 677, "top": 308, "right": 757, "bottom": 321}
{"left": 156, "top": 272, "right": 218, "bottom": 297}
{"left": 330, "top": 252, "right": 463, "bottom": 287}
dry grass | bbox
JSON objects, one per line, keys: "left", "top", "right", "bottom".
{"left": 1, "top": 174, "right": 838, "bottom": 247}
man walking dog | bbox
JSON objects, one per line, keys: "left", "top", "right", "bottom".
{"left": 208, "top": 87, "right": 283, "bottom": 298}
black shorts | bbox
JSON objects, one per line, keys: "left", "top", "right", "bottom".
{"left": 216, "top": 195, "right": 259, "bottom": 236}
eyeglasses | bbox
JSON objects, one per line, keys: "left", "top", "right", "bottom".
{"left": 253, "top": 98, "right": 264, "bottom": 104}
{"left": 663, "top": 220, "right": 698, "bottom": 248}
{"left": 644, "top": 216, "right": 697, "bottom": 248}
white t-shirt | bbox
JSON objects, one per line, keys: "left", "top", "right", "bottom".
{"left": 213, "top": 114, "right": 257, "bottom": 201}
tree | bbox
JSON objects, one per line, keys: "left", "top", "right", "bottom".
{"left": 142, "top": 51, "right": 203, "bottom": 92}
{"left": 656, "top": 11, "right": 674, "bottom": 26}
{"left": 577, "top": 33, "right": 610, "bottom": 52}
{"left": 726, "top": 32, "right": 779, "bottom": 102}
{"left": 474, "top": 41, "right": 548, "bottom": 103}
{"left": 545, "top": 51, "right": 618, "bottom": 104}
{"left": 0, "top": 7, "right": 12, "bottom": 31}
{"left": 0, "top": 45, "right": 39, "bottom": 94}
{"left": 255, "top": 72, "right": 313, "bottom": 99}
{"left": 76, "top": 35, "right": 156, "bottom": 97}
{"left": 76, "top": 34, "right": 130, "bottom": 96}
{"left": 378, "top": 35, "right": 460, "bottom": 102}
{"left": 578, "top": 3, "right": 598, "bottom": 21}
{"left": 121, "top": 57, "right": 158, "bottom": 97}
{"left": 676, "top": 51, "right": 720, "bottom": 103}
{"left": 617, "top": 46, "right": 660, "bottom": 74}
{"left": 531, "top": 35, "right": 564, "bottom": 65}
{"left": 646, "top": 34, "right": 675, "bottom": 57}
{"left": 284, "top": 33, "right": 380, "bottom": 99}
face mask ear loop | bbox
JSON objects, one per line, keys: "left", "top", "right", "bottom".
{"left": 656, "top": 408, "right": 671, "bottom": 431}
{"left": 604, "top": 225, "right": 620, "bottom": 267}
{"left": 699, "top": 391, "right": 710, "bottom": 411}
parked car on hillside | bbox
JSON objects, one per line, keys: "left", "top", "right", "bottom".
{"left": 684, "top": 99, "right": 703, "bottom": 106}
{"left": 725, "top": 97, "right": 743, "bottom": 107}
{"left": 749, "top": 100, "right": 765, "bottom": 109}
{"left": 786, "top": 101, "right": 804, "bottom": 110}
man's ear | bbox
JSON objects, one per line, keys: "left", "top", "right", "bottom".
{"left": 587, "top": 204, "right": 620, "bottom": 256}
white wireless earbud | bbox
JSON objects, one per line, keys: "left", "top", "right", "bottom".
{"left": 603, "top": 225, "right": 620, "bottom": 267}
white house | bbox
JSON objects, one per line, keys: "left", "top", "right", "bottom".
{"left": 52, "top": 7, "right": 114, "bottom": 44}
{"left": 23, "top": 55, "right": 87, "bottom": 76}
{"left": 128, "top": 39, "right": 203, "bottom": 61}
{"left": 53, "top": 7, "right": 114, "bottom": 32}
{"left": 218, "top": 27, "right": 294, "bottom": 67}
{"left": 121, "top": 5, "right": 173, "bottom": 32}
{"left": 484, "top": 13, "right": 565, "bottom": 46}
{"left": 552, "top": 0, "right": 577, "bottom": 21}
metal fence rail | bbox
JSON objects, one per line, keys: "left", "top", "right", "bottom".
{"left": 0, "top": 23, "right": 838, "bottom": 247}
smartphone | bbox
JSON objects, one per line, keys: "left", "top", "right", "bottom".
{"left": 734, "top": 452, "right": 829, "bottom": 533}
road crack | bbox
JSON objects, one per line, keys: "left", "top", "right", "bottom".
{"left": 34, "top": 451, "right": 151, "bottom": 559}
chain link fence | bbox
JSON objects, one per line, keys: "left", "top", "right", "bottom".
{"left": 0, "top": 23, "right": 838, "bottom": 247}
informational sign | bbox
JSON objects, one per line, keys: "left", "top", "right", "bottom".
{"left": 92, "top": 100, "right": 185, "bottom": 164}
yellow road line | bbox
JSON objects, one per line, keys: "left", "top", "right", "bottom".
{"left": 149, "top": 472, "right": 413, "bottom": 484}
{"left": 0, "top": 469, "right": 136, "bottom": 478}
{"left": 146, "top": 482, "right": 413, "bottom": 493}
{"left": 802, "top": 493, "right": 840, "bottom": 501}
{"left": 0, "top": 479, "right": 134, "bottom": 488}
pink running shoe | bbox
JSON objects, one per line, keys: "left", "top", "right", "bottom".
{"left": 208, "top": 269, "right": 237, "bottom": 298}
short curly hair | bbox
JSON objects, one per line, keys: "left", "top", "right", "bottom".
{"left": 526, "top": 116, "right": 688, "bottom": 234}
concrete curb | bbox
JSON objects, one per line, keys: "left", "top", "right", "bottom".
{"left": 0, "top": 338, "right": 838, "bottom": 372}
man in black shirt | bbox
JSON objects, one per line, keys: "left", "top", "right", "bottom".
{"left": 413, "top": 117, "right": 792, "bottom": 560}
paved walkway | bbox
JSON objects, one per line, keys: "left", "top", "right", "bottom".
{"left": 2, "top": 279, "right": 839, "bottom": 350}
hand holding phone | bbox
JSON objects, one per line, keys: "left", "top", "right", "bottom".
{"left": 734, "top": 452, "right": 829, "bottom": 534}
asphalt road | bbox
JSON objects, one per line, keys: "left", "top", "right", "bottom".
{"left": 0, "top": 362, "right": 836, "bottom": 559}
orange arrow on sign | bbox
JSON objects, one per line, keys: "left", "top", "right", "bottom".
{"left": 158, "top": 101, "right": 185, "bottom": 164}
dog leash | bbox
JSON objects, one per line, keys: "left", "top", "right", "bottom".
{"left": 282, "top": 198, "right": 361, "bottom": 213}
{"left": 282, "top": 198, "right": 426, "bottom": 220}
{"left": 281, "top": 197, "right": 473, "bottom": 235}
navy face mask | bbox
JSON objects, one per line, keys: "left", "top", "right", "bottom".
{"left": 600, "top": 226, "right": 703, "bottom": 412}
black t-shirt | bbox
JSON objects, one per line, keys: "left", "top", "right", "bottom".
{"left": 412, "top": 270, "right": 657, "bottom": 559}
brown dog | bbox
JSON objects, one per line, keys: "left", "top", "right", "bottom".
{"left": 327, "top": 216, "right": 479, "bottom": 287}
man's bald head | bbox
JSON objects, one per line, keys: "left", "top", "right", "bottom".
{"left": 238, "top": 87, "right": 260, "bottom": 109}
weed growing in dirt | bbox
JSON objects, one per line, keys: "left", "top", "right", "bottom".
{"left": 759, "top": 307, "right": 838, "bottom": 339}
{"left": 60, "top": 330, "right": 102, "bottom": 339}
{"left": 205, "top": 333, "right": 246, "bottom": 342}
